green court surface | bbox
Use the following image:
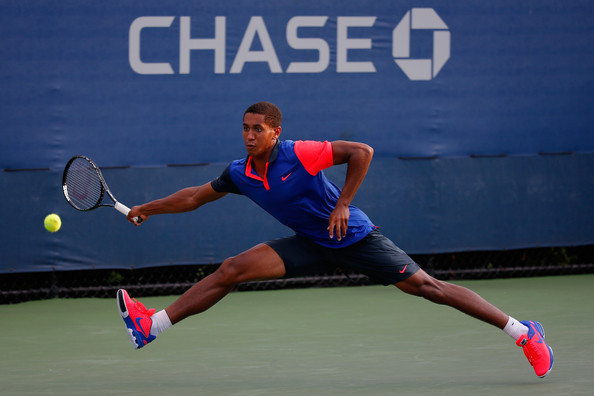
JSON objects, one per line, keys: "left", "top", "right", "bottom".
{"left": 1, "top": 274, "right": 593, "bottom": 395}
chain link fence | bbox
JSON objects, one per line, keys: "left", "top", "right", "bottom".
{"left": 2, "top": 245, "right": 593, "bottom": 304}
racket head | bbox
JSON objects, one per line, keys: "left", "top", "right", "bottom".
{"left": 62, "top": 155, "right": 107, "bottom": 211}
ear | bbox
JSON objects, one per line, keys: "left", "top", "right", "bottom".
{"left": 273, "top": 126, "right": 282, "bottom": 139}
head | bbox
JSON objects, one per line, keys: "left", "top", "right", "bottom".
{"left": 243, "top": 101, "right": 282, "bottom": 128}
{"left": 242, "top": 102, "right": 282, "bottom": 159}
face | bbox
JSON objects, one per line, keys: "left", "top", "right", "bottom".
{"left": 242, "top": 112, "right": 281, "bottom": 158}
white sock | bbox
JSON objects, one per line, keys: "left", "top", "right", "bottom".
{"left": 503, "top": 316, "right": 529, "bottom": 341}
{"left": 150, "top": 310, "right": 173, "bottom": 337}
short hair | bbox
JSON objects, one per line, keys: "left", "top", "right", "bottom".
{"left": 244, "top": 102, "right": 282, "bottom": 128}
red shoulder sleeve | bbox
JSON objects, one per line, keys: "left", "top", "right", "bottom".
{"left": 294, "top": 140, "right": 333, "bottom": 175}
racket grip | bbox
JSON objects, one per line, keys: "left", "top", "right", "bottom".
{"left": 114, "top": 202, "right": 143, "bottom": 224}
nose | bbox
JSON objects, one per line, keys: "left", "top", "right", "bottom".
{"left": 245, "top": 129, "right": 256, "bottom": 140}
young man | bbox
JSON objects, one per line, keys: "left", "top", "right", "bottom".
{"left": 117, "top": 102, "right": 553, "bottom": 378}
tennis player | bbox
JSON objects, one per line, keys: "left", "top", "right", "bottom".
{"left": 118, "top": 102, "right": 553, "bottom": 378}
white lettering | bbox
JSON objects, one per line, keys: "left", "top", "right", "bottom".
{"left": 179, "top": 16, "right": 226, "bottom": 74}
{"left": 129, "top": 17, "right": 175, "bottom": 75}
{"left": 336, "top": 17, "right": 376, "bottom": 73}
{"left": 127, "top": 9, "right": 449, "bottom": 80}
{"left": 230, "top": 16, "right": 282, "bottom": 73}
{"left": 286, "top": 16, "right": 329, "bottom": 73}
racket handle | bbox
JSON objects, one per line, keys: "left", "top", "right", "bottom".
{"left": 114, "top": 202, "right": 143, "bottom": 224}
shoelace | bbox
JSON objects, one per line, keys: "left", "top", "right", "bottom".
{"left": 133, "top": 298, "right": 156, "bottom": 317}
{"left": 522, "top": 337, "right": 544, "bottom": 364}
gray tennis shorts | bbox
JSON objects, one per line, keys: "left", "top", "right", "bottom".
{"left": 265, "top": 230, "right": 420, "bottom": 285}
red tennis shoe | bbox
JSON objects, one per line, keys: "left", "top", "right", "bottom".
{"left": 516, "top": 320, "right": 554, "bottom": 377}
{"left": 117, "top": 289, "right": 156, "bottom": 349}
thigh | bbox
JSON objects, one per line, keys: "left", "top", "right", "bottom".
{"left": 226, "top": 243, "right": 287, "bottom": 282}
{"left": 265, "top": 235, "right": 335, "bottom": 278}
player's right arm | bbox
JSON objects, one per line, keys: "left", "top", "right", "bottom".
{"left": 127, "top": 182, "right": 227, "bottom": 224}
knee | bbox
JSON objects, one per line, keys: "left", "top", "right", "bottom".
{"left": 400, "top": 276, "right": 447, "bottom": 303}
{"left": 417, "top": 279, "right": 449, "bottom": 304}
{"left": 214, "top": 256, "right": 245, "bottom": 286}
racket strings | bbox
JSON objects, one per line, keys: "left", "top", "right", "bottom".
{"left": 64, "top": 158, "right": 104, "bottom": 210}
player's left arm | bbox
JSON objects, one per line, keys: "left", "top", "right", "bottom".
{"left": 328, "top": 140, "right": 374, "bottom": 240}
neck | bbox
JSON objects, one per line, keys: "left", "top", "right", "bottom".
{"left": 250, "top": 140, "right": 277, "bottom": 172}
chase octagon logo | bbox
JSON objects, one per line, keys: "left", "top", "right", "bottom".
{"left": 393, "top": 8, "right": 450, "bottom": 80}
{"left": 129, "top": 7, "right": 450, "bottom": 81}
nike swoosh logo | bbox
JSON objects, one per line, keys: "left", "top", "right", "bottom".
{"left": 399, "top": 264, "right": 408, "bottom": 274}
{"left": 135, "top": 317, "right": 151, "bottom": 338}
{"left": 281, "top": 172, "right": 292, "bottom": 181}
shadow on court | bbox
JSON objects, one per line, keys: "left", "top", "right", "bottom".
{"left": 1, "top": 274, "right": 592, "bottom": 395}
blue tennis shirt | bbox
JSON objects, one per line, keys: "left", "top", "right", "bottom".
{"left": 211, "top": 140, "right": 375, "bottom": 248}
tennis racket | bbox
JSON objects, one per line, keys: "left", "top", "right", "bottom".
{"left": 62, "top": 155, "right": 142, "bottom": 224}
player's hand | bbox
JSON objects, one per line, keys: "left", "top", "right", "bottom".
{"left": 127, "top": 206, "right": 148, "bottom": 226}
{"left": 328, "top": 203, "right": 350, "bottom": 241}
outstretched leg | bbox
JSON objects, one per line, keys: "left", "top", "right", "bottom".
{"left": 396, "top": 269, "right": 553, "bottom": 377}
{"left": 395, "top": 269, "right": 509, "bottom": 328}
{"left": 166, "top": 243, "right": 286, "bottom": 324}
{"left": 117, "top": 243, "right": 285, "bottom": 349}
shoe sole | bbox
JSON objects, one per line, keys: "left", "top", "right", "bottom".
{"left": 116, "top": 289, "right": 140, "bottom": 349}
{"left": 539, "top": 346, "right": 554, "bottom": 378}
{"left": 116, "top": 289, "right": 128, "bottom": 318}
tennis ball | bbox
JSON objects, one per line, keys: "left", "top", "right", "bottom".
{"left": 44, "top": 213, "right": 61, "bottom": 233}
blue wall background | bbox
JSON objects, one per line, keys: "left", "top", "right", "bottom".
{"left": 1, "top": 1, "right": 593, "bottom": 272}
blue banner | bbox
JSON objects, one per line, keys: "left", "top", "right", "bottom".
{"left": 1, "top": 1, "right": 593, "bottom": 272}
{"left": 2, "top": 1, "right": 593, "bottom": 170}
{"left": 1, "top": 154, "right": 593, "bottom": 273}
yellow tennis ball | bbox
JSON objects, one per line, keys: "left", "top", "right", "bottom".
{"left": 44, "top": 213, "right": 61, "bottom": 233}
